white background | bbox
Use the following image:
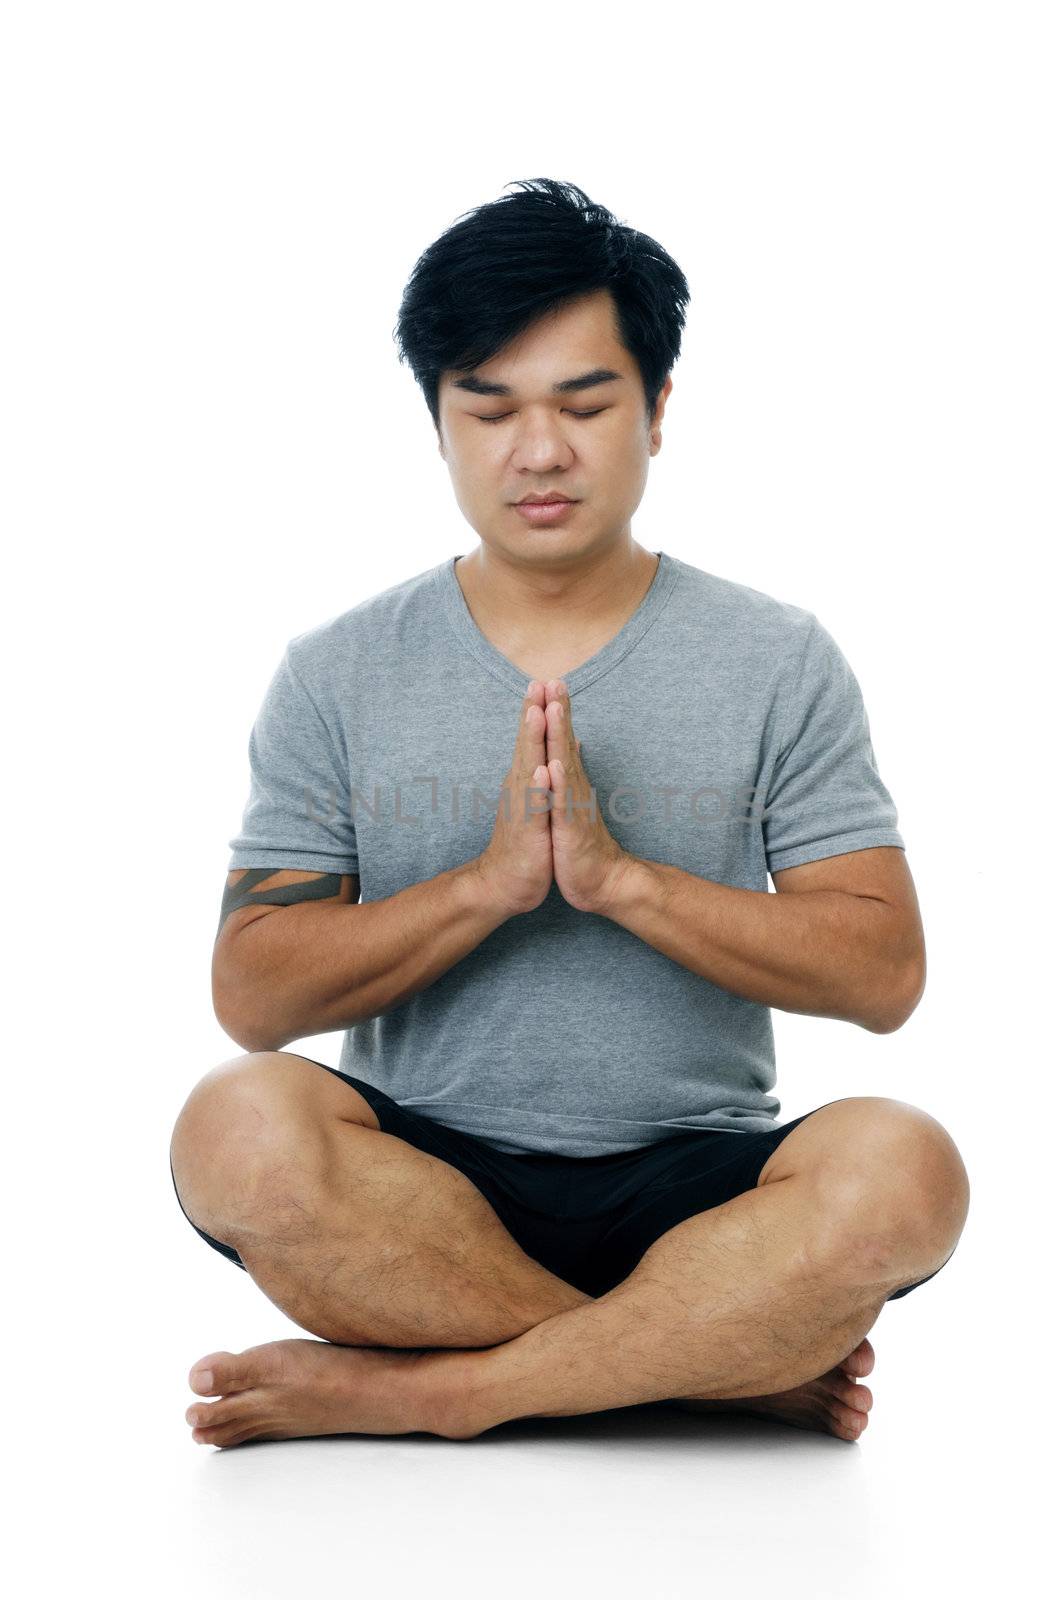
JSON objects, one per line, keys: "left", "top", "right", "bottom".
{"left": 4, "top": 2, "right": 1058, "bottom": 1595}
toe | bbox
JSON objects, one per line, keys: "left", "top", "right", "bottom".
{"left": 823, "top": 1372, "right": 873, "bottom": 1412}
{"left": 186, "top": 1391, "right": 258, "bottom": 1432}
{"left": 186, "top": 1399, "right": 228, "bottom": 1430}
{"left": 192, "top": 1423, "right": 249, "bottom": 1449}
{"left": 193, "top": 1415, "right": 282, "bottom": 1449}
{"left": 829, "top": 1399, "right": 868, "bottom": 1439}
{"left": 844, "top": 1381, "right": 872, "bottom": 1413}
{"left": 841, "top": 1338, "right": 875, "bottom": 1378}
{"left": 188, "top": 1351, "right": 248, "bottom": 1395}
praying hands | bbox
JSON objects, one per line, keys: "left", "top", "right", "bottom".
{"left": 473, "top": 678, "right": 636, "bottom": 920}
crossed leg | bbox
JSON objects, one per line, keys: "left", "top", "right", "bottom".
{"left": 172, "top": 1055, "right": 969, "bottom": 1446}
{"left": 171, "top": 1052, "right": 596, "bottom": 1347}
{"left": 439, "top": 1095, "right": 969, "bottom": 1439}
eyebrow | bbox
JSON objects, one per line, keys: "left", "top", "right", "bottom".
{"left": 448, "top": 366, "right": 624, "bottom": 399}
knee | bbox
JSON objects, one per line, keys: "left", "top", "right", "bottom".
{"left": 170, "top": 1051, "right": 294, "bottom": 1160}
{"left": 169, "top": 1051, "right": 316, "bottom": 1236}
{"left": 815, "top": 1098, "right": 971, "bottom": 1279}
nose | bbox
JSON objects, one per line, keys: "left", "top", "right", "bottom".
{"left": 509, "top": 412, "right": 577, "bottom": 473}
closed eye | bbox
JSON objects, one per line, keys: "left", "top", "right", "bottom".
{"left": 477, "top": 409, "right": 607, "bottom": 424}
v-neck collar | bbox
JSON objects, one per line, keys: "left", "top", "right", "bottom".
{"left": 435, "top": 549, "right": 679, "bottom": 697}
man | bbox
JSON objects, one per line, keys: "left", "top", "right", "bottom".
{"left": 170, "top": 178, "right": 968, "bottom": 1449}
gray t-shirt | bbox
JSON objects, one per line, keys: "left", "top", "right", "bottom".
{"left": 227, "top": 551, "right": 905, "bottom": 1156}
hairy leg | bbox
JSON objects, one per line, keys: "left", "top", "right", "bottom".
{"left": 423, "top": 1097, "right": 970, "bottom": 1438}
{"left": 180, "top": 1095, "right": 967, "bottom": 1448}
{"left": 170, "top": 1052, "right": 592, "bottom": 1349}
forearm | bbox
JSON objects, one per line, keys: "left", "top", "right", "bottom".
{"left": 218, "top": 861, "right": 510, "bottom": 1052}
{"left": 606, "top": 856, "right": 920, "bottom": 1033}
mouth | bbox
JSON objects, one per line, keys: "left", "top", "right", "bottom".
{"left": 513, "top": 497, "right": 580, "bottom": 523}
{"left": 515, "top": 495, "right": 576, "bottom": 506}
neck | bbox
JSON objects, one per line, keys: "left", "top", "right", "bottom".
{"left": 455, "top": 539, "right": 659, "bottom": 635}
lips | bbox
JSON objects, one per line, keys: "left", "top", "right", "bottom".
{"left": 513, "top": 497, "right": 579, "bottom": 523}
{"left": 518, "top": 498, "right": 573, "bottom": 506}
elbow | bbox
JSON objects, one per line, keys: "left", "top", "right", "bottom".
{"left": 212, "top": 979, "right": 290, "bottom": 1057}
{"left": 213, "top": 1001, "right": 280, "bottom": 1056}
{"left": 863, "top": 951, "right": 927, "bottom": 1035}
{"left": 212, "top": 936, "right": 293, "bottom": 1054}
{"left": 230, "top": 1023, "right": 291, "bottom": 1056}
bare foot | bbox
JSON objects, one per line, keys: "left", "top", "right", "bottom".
{"left": 184, "top": 1338, "right": 459, "bottom": 1449}
{"left": 667, "top": 1337, "right": 876, "bottom": 1443}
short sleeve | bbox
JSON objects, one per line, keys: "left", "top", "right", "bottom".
{"left": 226, "top": 646, "right": 360, "bottom": 875}
{"left": 762, "top": 615, "right": 905, "bottom": 873}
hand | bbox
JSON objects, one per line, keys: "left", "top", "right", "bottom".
{"left": 543, "top": 678, "right": 635, "bottom": 916}
{"left": 473, "top": 680, "right": 554, "bottom": 918}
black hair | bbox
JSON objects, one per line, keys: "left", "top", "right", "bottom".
{"left": 393, "top": 177, "right": 691, "bottom": 432}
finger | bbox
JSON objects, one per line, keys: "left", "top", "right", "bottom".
{"left": 524, "top": 679, "right": 549, "bottom": 723}
{"left": 520, "top": 687, "right": 550, "bottom": 813}
{"left": 545, "top": 684, "right": 578, "bottom": 774}
{"left": 522, "top": 703, "right": 548, "bottom": 781}
{"left": 546, "top": 713, "right": 569, "bottom": 783}
{"left": 543, "top": 678, "right": 566, "bottom": 759}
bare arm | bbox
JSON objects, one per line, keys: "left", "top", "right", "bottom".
{"left": 212, "top": 863, "right": 510, "bottom": 1053}
{"left": 602, "top": 845, "right": 926, "bottom": 1034}
{"left": 214, "top": 679, "right": 557, "bottom": 1052}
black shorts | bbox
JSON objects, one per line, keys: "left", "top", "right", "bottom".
{"left": 170, "top": 1057, "right": 948, "bottom": 1302}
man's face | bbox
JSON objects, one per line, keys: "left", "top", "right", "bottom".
{"left": 436, "top": 288, "right": 671, "bottom": 569}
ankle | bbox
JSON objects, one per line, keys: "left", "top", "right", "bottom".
{"left": 404, "top": 1349, "right": 488, "bottom": 1440}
